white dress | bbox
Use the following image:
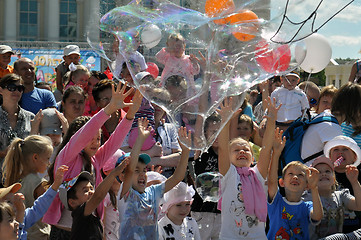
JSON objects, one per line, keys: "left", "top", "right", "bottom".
{"left": 158, "top": 215, "right": 201, "bottom": 240}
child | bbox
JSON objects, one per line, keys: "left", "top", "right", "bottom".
{"left": 43, "top": 83, "right": 142, "bottom": 239}
{"left": 117, "top": 126, "right": 192, "bottom": 239}
{"left": 270, "top": 71, "right": 309, "bottom": 130}
{"left": 2, "top": 135, "right": 54, "bottom": 240}
{"left": 156, "top": 33, "right": 200, "bottom": 97}
{"left": 58, "top": 160, "right": 129, "bottom": 240}
{"left": 0, "top": 45, "right": 14, "bottom": 79}
{"left": 303, "top": 156, "right": 361, "bottom": 239}
{"left": 324, "top": 135, "right": 361, "bottom": 232}
{"left": 217, "top": 96, "right": 278, "bottom": 239}
{"left": 158, "top": 182, "right": 201, "bottom": 240}
{"left": 55, "top": 45, "right": 81, "bottom": 94}
{"left": 64, "top": 63, "right": 90, "bottom": 90}
{"left": 0, "top": 165, "right": 68, "bottom": 240}
{"left": 267, "top": 128, "right": 323, "bottom": 240}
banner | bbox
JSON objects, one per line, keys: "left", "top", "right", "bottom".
{"left": 10, "top": 48, "right": 101, "bottom": 85}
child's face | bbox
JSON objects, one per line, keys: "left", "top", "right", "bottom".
{"left": 83, "top": 130, "right": 101, "bottom": 157}
{"left": 234, "top": 122, "right": 253, "bottom": 141}
{"left": 72, "top": 73, "right": 89, "bottom": 89}
{"left": 280, "top": 165, "right": 307, "bottom": 194}
{"left": 282, "top": 76, "right": 299, "bottom": 90}
{"left": 168, "top": 39, "right": 185, "bottom": 58}
{"left": 64, "top": 54, "right": 80, "bottom": 65}
{"left": 0, "top": 52, "right": 12, "bottom": 68}
{"left": 62, "top": 92, "right": 86, "bottom": 120}
{"left": 87, "top": 76, "right": 100, "bottom": 94}
{"left": 167, "top": 200, "right": 191, "bottom": 225}
{"left": 229, "top": 139, "right": 253, "bottom": 168}
{"left": 330, "top": 146, "right": 357, "bottom": 173}
{"left": 0, "top": 213, "right": 19, "bottom": 240}
{"left": 132, "top": 162, "right": 147, "bottom": 193}
{"left": 34, "top": 146, "right": 53, "bottom": 174}
{"left": 69, "top": 181, "right": 94, "bottom": 209}
{"left": 317, "top": 95, "right": 333, "bottom": 114}
{"left": 314, "top": 163, "right": 335, "bottom": 191}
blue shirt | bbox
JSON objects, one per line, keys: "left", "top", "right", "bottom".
{"left": 267, "top": 191, "right": 313, "bottom": 240}
{"left": 19, "top": 187, "right": 57, "bottom": 240}
{"left": 118, "top": 183, "right": 165, "bottom": 240}
{"left": 20, "top": 87, "right": 57, "bottom": 114}
{"left": 342, "top": 123, "right": 361, "bottom": 149}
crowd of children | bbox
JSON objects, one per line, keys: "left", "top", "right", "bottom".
{"left": 1, "top": 34, "right": 361, "bottom": 240}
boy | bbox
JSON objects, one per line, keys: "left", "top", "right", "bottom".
{"left": 0, "top": 45, "right": 14, "bottom": 79}
{"left": 117, "top": 126, "right": 191, "bottom": 239}
{"left": 271, "top": 71, "right": 309, "bottom": 130}
{"left": 268, "top": 130, "right": 323, "bottom": 240}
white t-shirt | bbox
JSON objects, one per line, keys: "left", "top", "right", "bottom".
{"left": 158, "top": 215, "right": 201, "bottom": 240}
{"left": 219, "top": 165, "right": 267, "bottom": 240}
{"left": 103, "top": 193, "right": 120, "bottom": 240}
{"left": 301, "top": 110, "right": 342, "bottom": 166}
{"left": 271, "top": 86, "right": 309, "bottom": 122}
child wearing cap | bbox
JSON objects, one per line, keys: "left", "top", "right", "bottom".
{"left": 270, "top": 71, "right": 309, "bottom": 130}
{"left": 117, "top": 126, "right": 192, "bottom": 239}
{"left": 324, "top": 135, "right": 361, "bottom": 233}
{"left": 0, "top": 165, "right": 67, "bottom": 240}
{"left": 59, "top": 156, "right": 128, "bottom": 240}
{"left": 303, "top": 156, "right": 361, "bottom": 239}
{"left": 55, "top": 45, "right": 81, "bottom": 95}
{"left": 0, "top": 45, "right": 14, "bottom": 79}
{"left": 158, "top": 182, "right": 201, "bottom": 240}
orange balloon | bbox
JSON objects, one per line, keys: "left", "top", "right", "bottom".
{"left": 225, "top": 10, "right": 258, "bottom": 41}
{"left": 205, "top": 0, "right": 235, "bottom": 25}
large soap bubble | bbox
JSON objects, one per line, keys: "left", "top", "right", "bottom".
{"left": 87, "top": 0, "right": 352, "bottom": 151}
{"left": 195, "top": 172, "right": 221, "bottom": 202}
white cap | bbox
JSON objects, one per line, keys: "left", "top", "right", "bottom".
{"left": 0, "top": 45, "right": 14, "bottom": 55}
{"left": 146, "top": 171, "right": 167, "bottom": 183}
{"left": 64, "top": 45, "right": 80, "bottom": 56}
{"left": 160, "top": 182, "right": 195, "bottom": 214}
{"left": 324, "top": 135, "right": 361, "bottom": 167}
{"left": 285, "top": 71, "right": 300, "bottom": 79}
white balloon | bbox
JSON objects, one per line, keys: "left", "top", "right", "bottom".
{"left": 296, "top": 33, "right": 332, "bottom": 73}
{"left": 141, "top": 24, "right": 162, "bottom": 49}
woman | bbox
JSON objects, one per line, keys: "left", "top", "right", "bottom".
{"left": 0, "top": 74, "right": 34, "bottom": 183}
{"left": 58, "top": 86, "right": 86, "bottom": 124}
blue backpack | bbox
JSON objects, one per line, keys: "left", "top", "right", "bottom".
{"left": 279, "top": 115, "right": 339, "bottom": 175}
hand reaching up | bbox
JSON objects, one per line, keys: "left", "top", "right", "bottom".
{"left": 273, "top": 127, "right": 286, "bottom": 154}
{"left": 307, "top": 167, "right": 320, "bottom": 190}
{"left": 104, "top": 83, "right": 134, "bottom": 115}
{"left": 346, "top": 165, "right": 359, "bottom": 184}
{"left": 126, "top": 89, "right": 143, "bottom": 120}
{"left": 52, "top": 165, "right": 69, "bottom": 191}
{"left": 138, "top": 117, "right": 152, "bottom": 140}
{"left": 178, "top": 126, "right": 192, "bottom": 151}
{"left": 217, "top": 97, "right": 234, "bottom": 124}
{"left": 263, "top": 96, "right": 280, "bottom": 122}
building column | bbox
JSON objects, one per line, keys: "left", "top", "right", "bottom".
{"left": 47, "top": 0, "right": 60, "bottom": 41}
{"left": 84, "top": 0, "right": 100, "bottom": 43}
{"left": 4, "top": 0, "right": 17, "bottom": 40}
{"left": 335, "top": 74, "right": 340, "bottom": 88}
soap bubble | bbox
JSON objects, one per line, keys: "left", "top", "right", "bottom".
{"left": 195, "top": 172, "right": 221, "bottom": 202}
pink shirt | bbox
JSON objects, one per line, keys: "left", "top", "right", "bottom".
{"left": 156, "top": 48, "right": 200, "bottom": 95}
{"left": 43, "top": 109, "right": 132, "bottom": 225}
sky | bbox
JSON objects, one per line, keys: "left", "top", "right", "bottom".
{"left": 270, "top": 0, "right": 361, "bottom": 60}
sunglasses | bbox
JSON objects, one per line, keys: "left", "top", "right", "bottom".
{"left": 3, "top": 84, "right": 25, "bottom": 92}
{"left": 310, "top": 98, "right": 318, "bottom": 105}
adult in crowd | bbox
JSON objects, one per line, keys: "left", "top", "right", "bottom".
{"left": 348, "top": 59, "right": 361, "bottom": 83}
{"left": 0, "top": 74, "right": 34, "bottom": 184}
{"left": 13, "top": 58, "right": 57, "bottom": 114}
{"left": 58, "top": 86, "right": 87, "bottom": 125}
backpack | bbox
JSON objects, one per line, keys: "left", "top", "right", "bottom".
{"left": 278, "top": 115, "right": 339, "bottom": 176}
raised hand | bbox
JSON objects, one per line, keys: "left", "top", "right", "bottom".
{"left": 126, "top": 89, "right": 143, "bottom": 120}
{"left": 55, "top": 110, "right": 69, "bottom": 134}
{"left": 263, "top": 96, "right": 281, "bottom": 122}
{"left": 273, "top": 127, "right": 286, "bottom": 153}
{"left": 105, "top": 82, "right": 134, "bottom": 115}
{"left": 150, "top": 165, "right": 163, "bottom": 174}
{"left": 52, "top": 165, "right": 69, "bottom": 191}
{"left": 113, "top": 157, "right": 130, "bottom": 176}
{"left": 178, "top": 126, "right": 192, "bottom": 151}
{"left": 307, "top": 167, "right": 320, "bottom": 190}
{"left": 138, "top": 117, "right": 152, "bottom": 140}
{"left": 217, "top": 97, "right": 234, "bottom": 123}
{"left": 346, "top": 165, "right": 359, "bottom": 184}
{"left": 30, "top": 109, "right": 43, "bottom": 134}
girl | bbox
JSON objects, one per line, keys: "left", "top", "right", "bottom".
{"left": 43, "top": 83, "right": 142, "bottom": 239}
{"left": 0, "top": 202, "right": 19, "bottom": 240}
{"left": 158, "top": 182, "right": 201, "bottom": 240}
{"left": 156, "top": 33, "right": 200, "bottom": 97}
{"left": 303, "top": 156, "right": 361, "bottom": 239}
{"left": 64, "top": 63, "right": 90, "bottom": 90}
{"left": 59, "top": 86, "right": 87, "bottom": 124}
{"left": 2, "top": 135, "right": 54, "bottom": 240}
{"left": 217, "top": 97, "right": 278, "bottom": 239}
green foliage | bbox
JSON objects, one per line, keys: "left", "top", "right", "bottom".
{"left": 300, "top": 69, "right": 326, "bottom": 86}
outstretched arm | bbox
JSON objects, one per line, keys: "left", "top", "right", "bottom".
{"left": 307, "top": 167, "right": 323, "bottom": 221}
{"left": 164, "top": 127, "right": 191, "bottom": 193}
{"left": 345, "top": 165, "right": 361, "bottom": 211}
{"left": 268, "top": 128, "right": 285, "bottom": 200}
{"left": 218, "top": 97, "right": 233, "bottom": 176}
{"left": 258, "top": 97, "right": 280, "bottom": 179}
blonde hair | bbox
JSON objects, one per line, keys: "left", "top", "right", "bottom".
{"left": 166, "top": 33, "right": 185, "bottom": 45}
{"left": 2, "top": 135, "right": 52, "bottom": 187}
{"left": 65, "top": 65, "right": 90, "bottom": 87}
{"left": 315, "top": 85, "right": 338, "bottom": 113}
{"left": 229, "top": 137, "right": 254, "bottom": 156}
{"left": 281, "top": 161, "right": 308, "bottom": 179}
